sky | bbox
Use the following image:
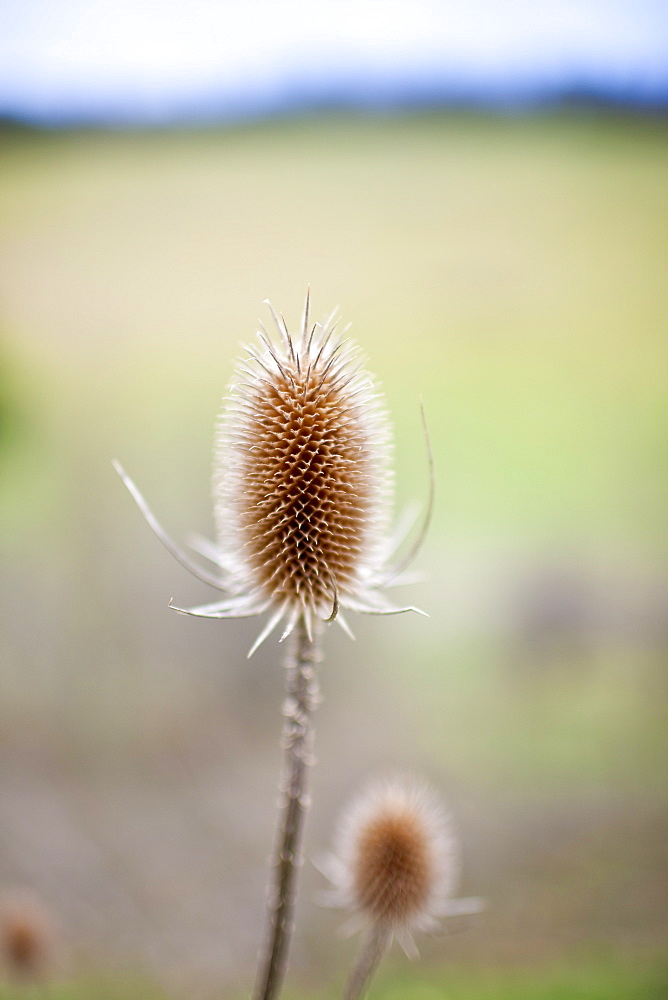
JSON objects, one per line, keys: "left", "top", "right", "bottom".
{"left": 1, "top": 0, "right": 667, "bottom": 123}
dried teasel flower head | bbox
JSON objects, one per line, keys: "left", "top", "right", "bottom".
{"left": 321, "top": 778, "right": 483, "bottom": 956}
{"left": 210, "top": 298, "right": 403, "bottom": 642}
{"left": 0, "top": 890, "right": 54, "bottom": 980}
{"left": 114, "top": 292, "right": 430, "bottom": 655}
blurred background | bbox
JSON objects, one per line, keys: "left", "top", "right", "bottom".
{"left": 1, "top": 1, "right": 667, "bottom": 998}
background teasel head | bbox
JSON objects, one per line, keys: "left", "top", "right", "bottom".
{"left": 115, "top": 293, "right": 429, "bottom": 654}
{"left": 0, "top": 890, "right": 55, "bottom": 981}
{"left": 322, "top": 778, "right": 483, "bottom": 956}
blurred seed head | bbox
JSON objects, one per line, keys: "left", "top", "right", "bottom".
{"left": 0, "top": 890, "right": 54, "bottom": 981}
{"left": 324, "top": 778, "right": 460, "bottom": 942}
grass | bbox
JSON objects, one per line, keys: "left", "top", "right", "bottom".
{"left": 0, "top": 977, "right": 172, "bottom": 1000}
{"left": 1, "top": 953, "right": 666, "bottom": 999}
{"left": 375, "top": 955, "right": 668, "bottom": 1000}
{"left": 2, "top": 113, "right": 667, "bottom": 544}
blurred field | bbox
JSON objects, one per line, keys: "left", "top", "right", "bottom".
{"left": 0, "top": 113, "right": 667, "bottom": 997}
{"left": 1, "top": 953, "right": 668, "bottom": 1000}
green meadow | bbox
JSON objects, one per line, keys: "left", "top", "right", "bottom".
{"left": 0, "top": 113, "right": 666, "bottom": 997}
{"left": 1, "top": 956, "right": 667, "bottom": 1000}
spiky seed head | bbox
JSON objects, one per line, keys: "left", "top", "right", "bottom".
{"left": 212, "top": 300, "right": 394, "bottom": 639}
{"left": 115, "top": 294, "right": 427, "bottom": 653}
{"left": 327, "top": 778, "right": 459, "bottom": 935}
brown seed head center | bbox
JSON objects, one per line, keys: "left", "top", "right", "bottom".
{"left": 353, "top": 810, "right": 432, "bottom": 924}
{"left": 237, "top": 363, "right": 373, "bottom": 607}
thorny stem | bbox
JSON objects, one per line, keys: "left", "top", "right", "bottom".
{"left": 342, "top": 923, "right": 392, "bottom": 1000}
{"left": 252, "top": 618, "right": 321, "bottom": 1000}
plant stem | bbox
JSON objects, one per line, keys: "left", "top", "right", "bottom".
{"left": 342, "top": 923, "right": 391, "bottom": 1000}
{"left": 252, "top": 618, "right": 320, "bottom": 1000}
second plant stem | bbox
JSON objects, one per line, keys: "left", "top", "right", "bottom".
{"left": 342, "top": 923, "right": 391, "bottom": 1000}
{"left": 252, "top": 618, "right": 320, "bottom": 1000}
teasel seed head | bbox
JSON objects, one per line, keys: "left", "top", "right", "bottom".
{"left": 114, "top": 292, "right": 429, "bottom": 655}
{"left": 212, "top": 297, "right": 397, "bottom": 638}
{"left": 322, "top": 778, "right": 483, "bottom": 956}
{"left": 1, "top": 890, "right": 54, "bottom": 980}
